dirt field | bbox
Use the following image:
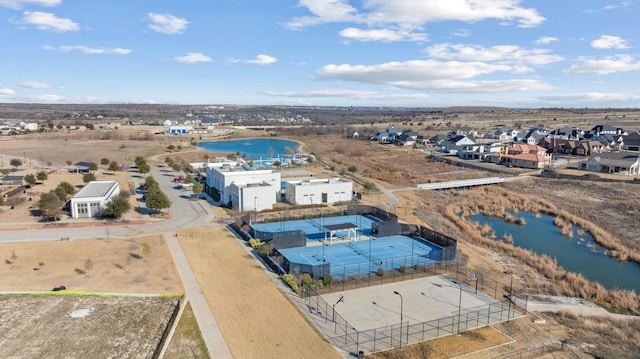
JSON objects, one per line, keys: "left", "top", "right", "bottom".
{"left": 178, "top": 225, "right": 342, "bottom": 359}
{"left": 0, "top": 294, "right": 179, "bottom": 359}
{"left": 0, "top": 235, "right": 182, "bottom": 294}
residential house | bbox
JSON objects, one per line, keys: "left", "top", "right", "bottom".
{"left": 393, "top": 130, "right": 420, "bottom": 146}
{"left": 448, "top": 126, "right": 479, "bottom": 139}
{"left": 428, "top": 134, "right": 449, "bottom": 147}
{"left": 591, "top": 133, "right": 625, "bottom": 151}
{"left": 539, "top": 138, "right": 605, "bottom": 156}
{"left": 581, "top": 152, "right": 640, "bottom": 175}
{"left": 489, "top": 144, "right": 552, "bottom": 169}
{"left": 441, "top": 135, "right": 475, "bottom": 155}
{"left": 484, "top": 128, "right": 519, "bottom": 141}
{"left": 590, "top": 124, "right": 627, "bottom": 137}
{"left": 548, "top": 127, "right": 584, "bottom": 140}
{"left": 372, "top": 127, "right": 402, "bottom": 143}
{"left": 458, "top": 143, "right": 502, "bottom": 160}
{"left": 623, "top": 131, "right": 640, "bottom": 152}
{"left": 519, "top": 128, "right": 549, "bottom": 145}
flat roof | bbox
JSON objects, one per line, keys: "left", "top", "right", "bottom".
{"left": 73, "top": 181, "right": 118, "bottom": 199}
{"left": 323, "top": 223, "right": 358, "bottom": 231}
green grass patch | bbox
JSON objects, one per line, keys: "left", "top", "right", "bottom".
{"left": 164, "top": 302, "right": 209, "bottom": 358}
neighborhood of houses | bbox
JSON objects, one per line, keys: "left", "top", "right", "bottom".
{"left": 366, "top": 124, "right": 640, "bottom": 175}
{"left": 3, "top": 121, "right": 640, "bottom": 220}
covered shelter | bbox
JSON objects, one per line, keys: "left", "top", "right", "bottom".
{"left": 322, "top": 223, "right": 358, "bottom": 244}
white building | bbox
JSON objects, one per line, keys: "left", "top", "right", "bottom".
{"left": 69, "top": 180, "right": 120, "bottom": 218}
{"left": 206, "top": 162, "right": 280, "bottom": 211}
{"left": 285, "top": 178, "right": 353, "bottom": 206}
{"left": 165, "top": 125, "right": 192, "bottom": 135}
{"left": 19, "top": 122, "right": 38, "bottom": 131}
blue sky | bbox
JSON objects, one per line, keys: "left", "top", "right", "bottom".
{"left": 1, "top": 0, "right": 639, "bottom": 108}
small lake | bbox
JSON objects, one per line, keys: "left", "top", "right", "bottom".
{"left": 197, "top": 138, "right": 299, "bottom": 160}
{"left": 471, "top": 212, "right": 640, "bottom": 292}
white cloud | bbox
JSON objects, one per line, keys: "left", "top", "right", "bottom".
{"left": 0, "top": 88, "right": 16, "bottom": 97}
{"left": 452, "top": 28, "right": 470, "bottom": 37}
{"left": 148, "top": 13, "right": 189, "bottom": 34}
{"left": 18, "top": 11, "right": 79, "bottom": 32}
{"left": 591, "top": 35, "right": 630, "bottom": 49}
{"left": 538, "top": 92, "right": 640, "bottom": 104}
{"left": 426, "top": 43, "right": 564, "bottom": 66}
{"left": 42, "top": 45, "right": 132, "bottom": 55}
{"left": 535, "top": 36, "right": 558, "bottom": 45}
{"left": 20, "top": 81, "right": 52, "bottom": 89}
{"left": 317, "top": 59, "right": 553, "bottom": 92}
{"left": 263, "top": 89, "right": 429, "bottom": 101}
{"left": 563, "top": 55, "right": 640, "bottom": 75}
{"left": 174, "top": 52, "right": 212, "bottom": 63}
{"left": 585, "top": 1, "right": 632, "bottom": 12}
{"left": 246, "top": 54, "right": 278, "bottom": 65}
{"left": 339, "top": 27, "right": 427, "bottom": 42}
{"left": 287, "top": 0, "right": 545, "bottom": 31}
{"left": 0, "top": 0, "right": 60, "bottom": 9}
{"left": 286, "top": 0, "right": 362, "bottom": 29}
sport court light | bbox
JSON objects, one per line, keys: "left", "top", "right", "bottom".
{"left": 393, "top": 291, "right": 404, "bottom": 348}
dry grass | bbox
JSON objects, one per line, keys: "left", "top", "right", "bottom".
{"left": 366, "top": 326, "right": 511, "bottom": 359}
{"left": 442, "top": 186, "right": 640, "bottom": 313}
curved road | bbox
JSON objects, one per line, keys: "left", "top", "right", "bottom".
{"left": 0, "top": 162, "right": 233, "bottom": 359}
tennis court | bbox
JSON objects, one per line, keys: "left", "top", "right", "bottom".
{"left": 279, "top": 235, "right": 443, "bottom": 278}
{"left": 252, "top": 214, "right": 379, "bottom": 243}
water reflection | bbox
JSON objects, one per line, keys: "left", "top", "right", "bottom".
{"left": 471, "top": 212, "right": 640, "bottom": 292}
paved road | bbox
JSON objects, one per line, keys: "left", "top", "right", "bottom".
{"left": 0, "top": 161, "right": 233, "bottom": 359}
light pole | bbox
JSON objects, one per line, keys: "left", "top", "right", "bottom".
{"left": 393, "top": 291, "right": 404, "bottom": 348}
{"left": 451, "top": 280, "right": 463, "bottom": 335}
{"left": 332, "top": 295, "right": 344, "bottom": 322}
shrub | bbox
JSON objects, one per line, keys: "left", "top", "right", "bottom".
{"left": 248, "top": 238, "right": 262, "bottom": 249}
{"left": 323, "top": 274, "right": 333, "bottom": 286}
{"left": 399, "top": 265, "right": 407, "bottom": 273}
{"left": 376, "top": 268, "right": 385, "bottom": 276}
{"left": 281, "top": 273, "right": 300, "bottom": 294}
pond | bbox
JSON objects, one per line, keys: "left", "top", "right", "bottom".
{"left": 197, "top": 138, "right": 299, "bottom": 160}
{"left": 471, "top": 212, "right": 640, "bottom": 292}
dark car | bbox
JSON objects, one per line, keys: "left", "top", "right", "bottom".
{"left": 52, "top": 285, "right": 67, "bottom": 292}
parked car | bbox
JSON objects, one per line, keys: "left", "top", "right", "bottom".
{"left": 51, "top": 285, "right": 67, "bottom": 292}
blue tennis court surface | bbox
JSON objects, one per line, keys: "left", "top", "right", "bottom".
{"left": 279, "top": 235, "right": 443, "bottom": 278}
{"left": 252, "top": 214, "right": 378, "bottom": 242}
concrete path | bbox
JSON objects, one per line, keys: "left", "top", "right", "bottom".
{"left": 164, "top": 231, "right": 233, "bottom": 359}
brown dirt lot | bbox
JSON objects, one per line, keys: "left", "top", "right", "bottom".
{"left": 0, "top": 235, "right": 182, "bottom": 294}
{"left": 178, "top": 225, "right": 341, "bottom": 359}
{"left": 0, "top": 294, "right": 179, "bottom": 359}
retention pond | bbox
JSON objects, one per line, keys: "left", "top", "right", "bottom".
{"left": 471, "top": 212, "right": 640, "bottom": 292}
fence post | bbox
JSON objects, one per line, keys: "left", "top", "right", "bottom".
{"left": 373, "top": 328, "right": 376, "bottom": 352}
{"left": 487, "top": 303, "right": 491, "bottom": 324}
{"left": 345, "top": 322, "right": 348, "bottom": 344}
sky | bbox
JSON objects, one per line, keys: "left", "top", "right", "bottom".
{"left": 1, "top": 0, "right": 639, "bottom": 108}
